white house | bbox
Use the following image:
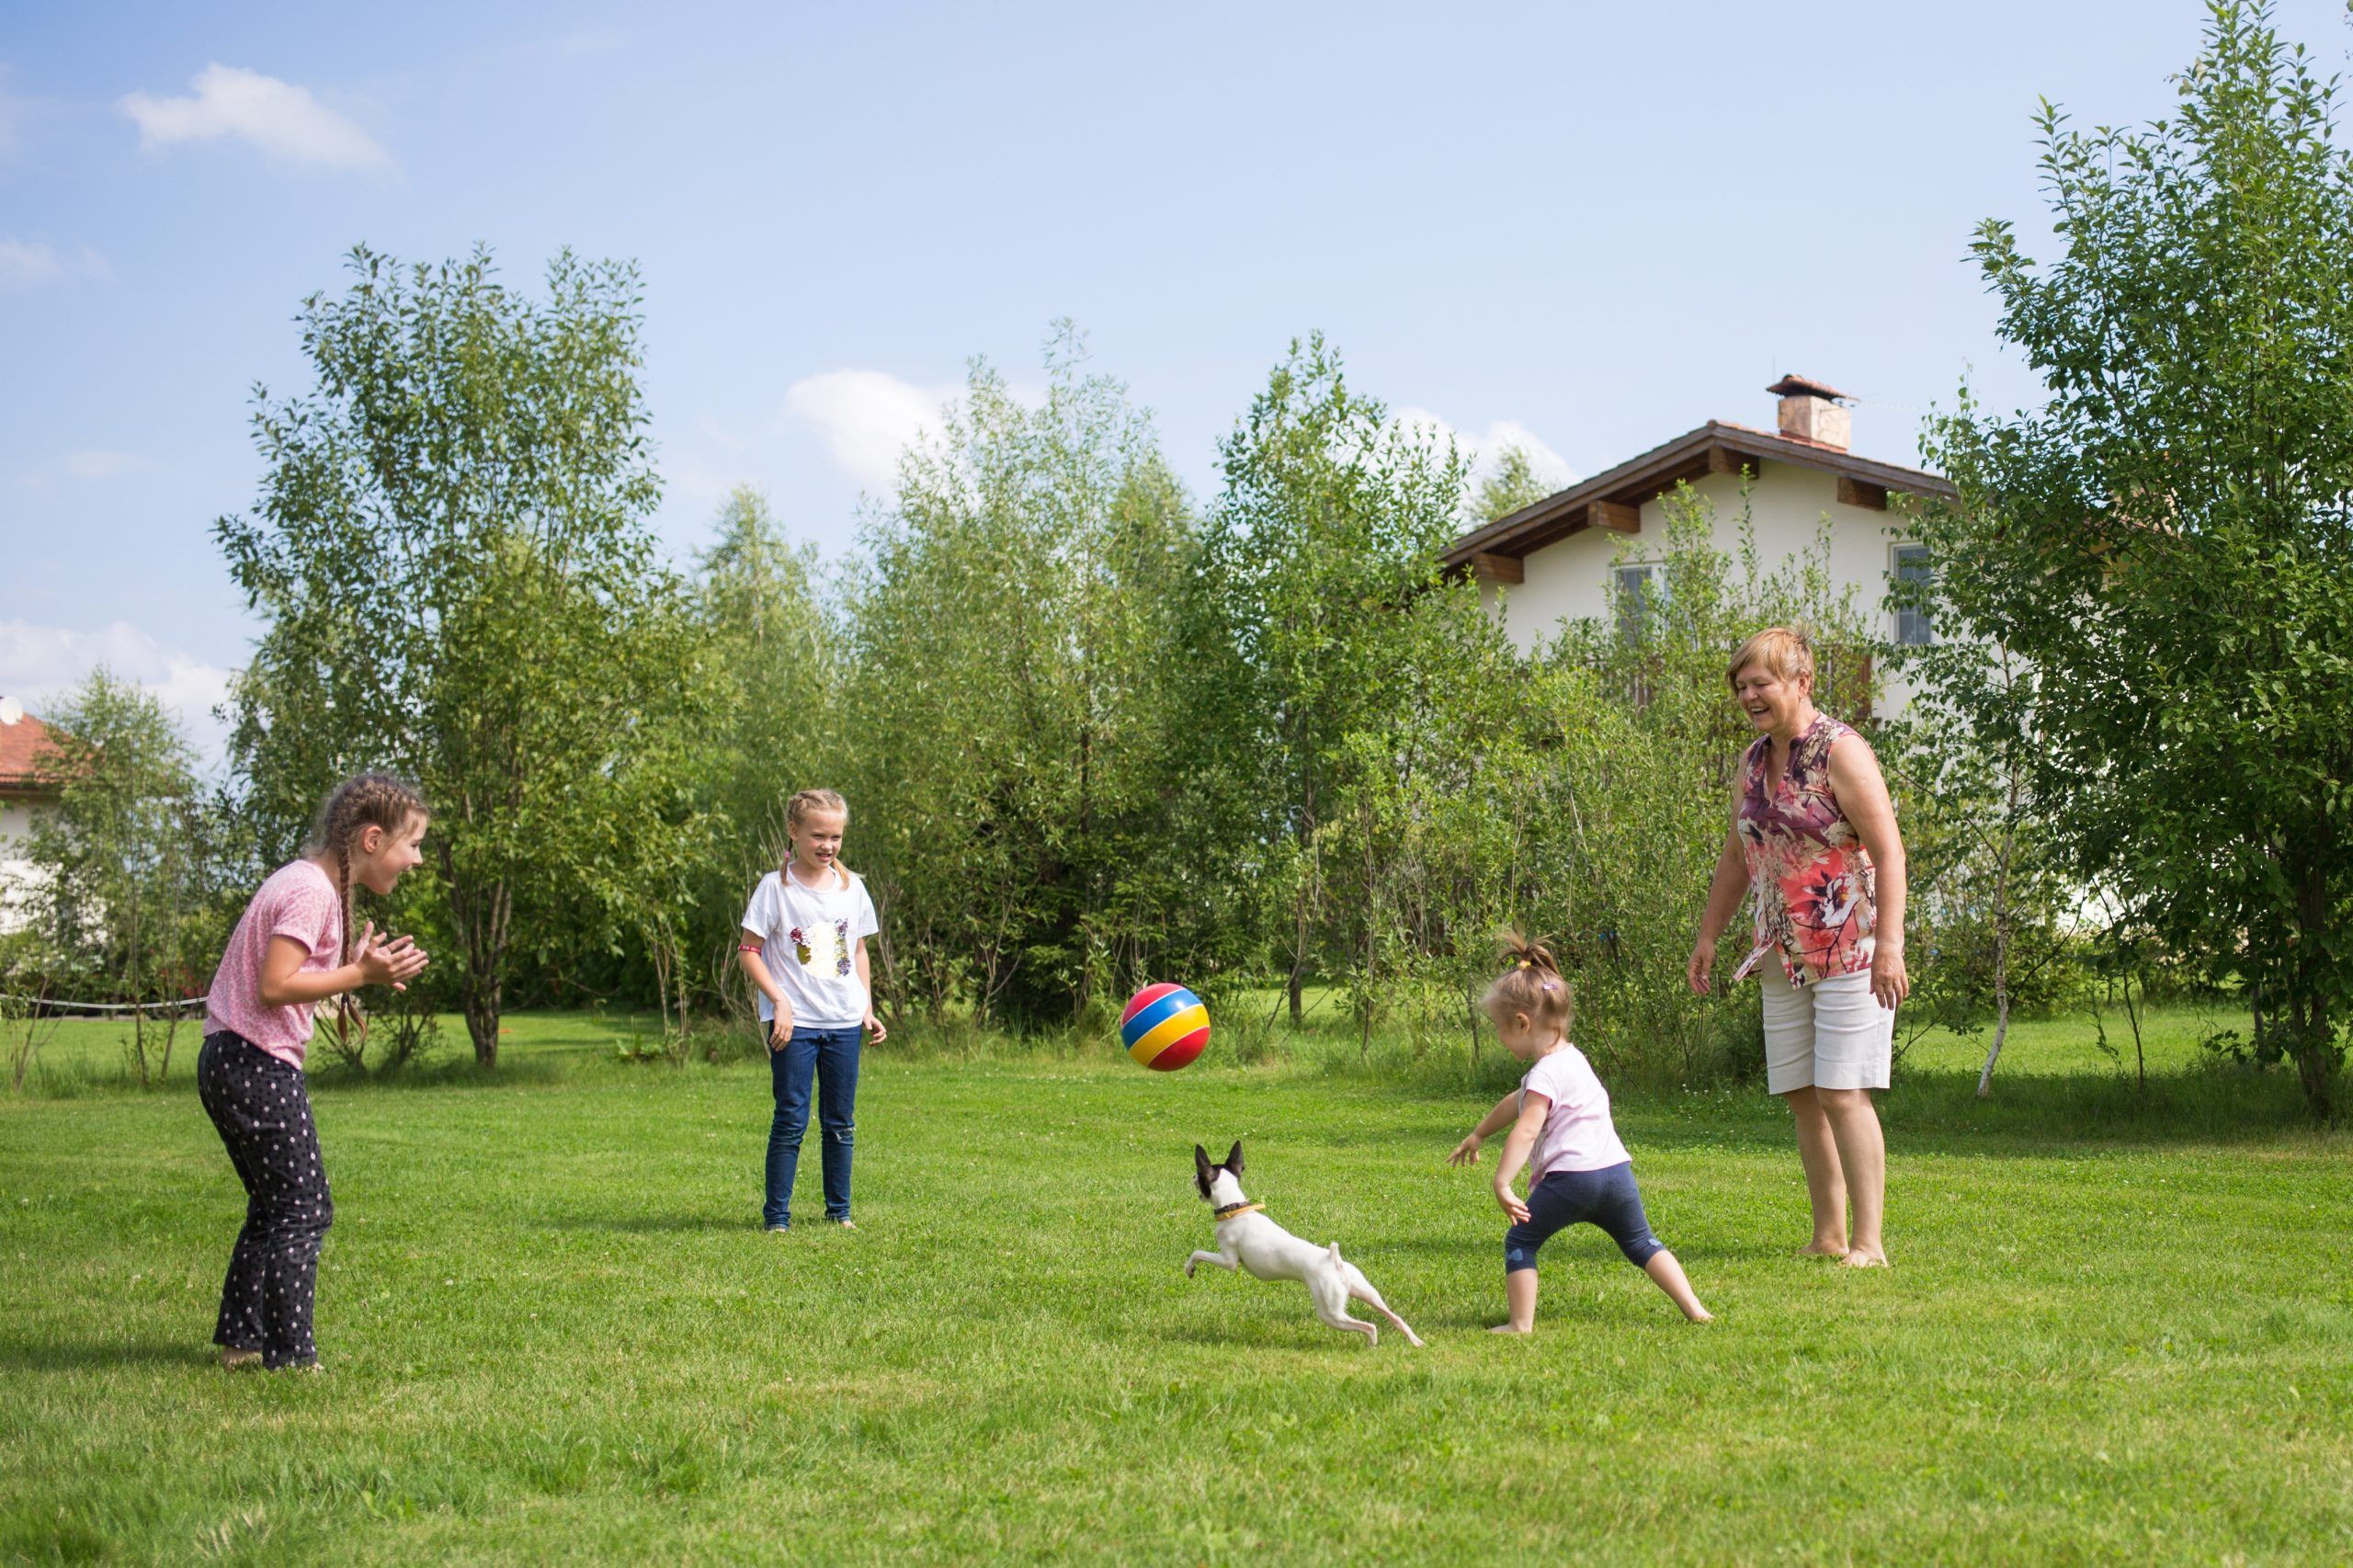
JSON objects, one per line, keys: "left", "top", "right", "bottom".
{"left": 1444, "top": 376, "right": 1953, "bottom": 713}
{"left": 0, "top": 701, "right": 66, "bottom": 934}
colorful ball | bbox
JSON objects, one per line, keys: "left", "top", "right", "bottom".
{"left": 1120, "top": 983, "right": 1211, "bottom": 1071}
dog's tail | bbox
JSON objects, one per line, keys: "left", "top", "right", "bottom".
{"left": 1327, "top": 1241, "right": 1344, "bottom": 1267}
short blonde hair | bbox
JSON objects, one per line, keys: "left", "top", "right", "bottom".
{"left": 1726, "top": 626, "right": 1815, "bottom": 693}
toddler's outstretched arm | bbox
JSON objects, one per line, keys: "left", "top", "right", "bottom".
{"left": 1449, "top": 1092, "right": 1523, "bottom": 1165}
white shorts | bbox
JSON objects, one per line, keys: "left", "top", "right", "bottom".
{"left": 1760, "top": 969, "right": 1893, "bottom": 1095}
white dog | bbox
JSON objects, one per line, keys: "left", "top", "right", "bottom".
{"left": 1183, "top": 1142, "right": 1423, "bottom": 1347}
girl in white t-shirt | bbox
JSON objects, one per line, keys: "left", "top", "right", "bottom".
{"left": 1449, "top": 937, "right": 1711, "bottom": 1332}
{"left": 737, "top": 790, "right": 885, "bottom": 1231}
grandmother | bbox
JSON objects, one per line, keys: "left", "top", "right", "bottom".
{"left": 1687, "top": 627, "right": 1906, "bottom": 1267}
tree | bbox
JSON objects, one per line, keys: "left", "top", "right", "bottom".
{"left": 1470, "top": 442, "right": 1559, "bottom": 523}
{"left": 1887, "top": 626, "right": 2074, "bottom": 1096}
{"left": 11, "top": 671, "right": 221, "bottom": 1085}
{"left": 1922, "top": 1, "right": 2353, "bottom": 1117}
{"left": 219, "top": 245, "right": 698, "bottom": 1067}
{"left": 842, "top": 324, "right": 1199, "bottom": 1028}
{"left": 1199, "top": 333, "right": 1470, "bottom": 1024}
{"left": 692, "top": 486, "right": 837, "bottom": 1017}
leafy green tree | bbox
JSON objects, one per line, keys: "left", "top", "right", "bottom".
{"left": 1471, "top": 442, "right": 1559, "bottom": 523}
{"left": 843, "top": 325, "right": 1199, "bottom": 1027}
{"left": 11, "top": 671, "right": 221, "bottom": 1085}
{"left": 692, "top": 485, "right": 837, "bottom": 1018}
{"left": 1922, "top": 1, "right": 2353, "bottom": 1117}
{"left": 1200, "top": 333, "right": 1470, "bottom": 1023}
{"left": 1887, "top": 625, "right": 2075, "bottom": 1096}
{"left": 219, "top": 245, "right": 699, "bottom": 1066}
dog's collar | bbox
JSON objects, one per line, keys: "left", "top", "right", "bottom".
{"left": 1212, "top": 1200, "right": 1264, "bottom": 1221}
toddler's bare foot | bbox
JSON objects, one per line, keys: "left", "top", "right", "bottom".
{"left": 1837, "top": 1247, "right": 1890, "bottom": 1268}
{"left": 1487, "top": 1322, "right": 1532, "bottom": 1335}
{"left": 1796, "top": 1240, "right": 1848, "bottom": 1259}
{"left": 1685, "top": 1306, "right": 1714, "bottom": 1324}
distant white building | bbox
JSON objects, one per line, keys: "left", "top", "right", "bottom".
{"left": 0, "top": 701, "right": 66, "bottom": 934}
{"left": 1444, "top": 377, "right": 1954, "bottom": 714}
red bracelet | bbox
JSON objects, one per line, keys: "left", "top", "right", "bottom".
{"left": 738, "top": 943, "right": 762, "bottom": 954}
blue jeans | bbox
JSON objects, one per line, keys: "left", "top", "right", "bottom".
{"left": 765, "top": 1025, "right": 860, "bottom": 1226}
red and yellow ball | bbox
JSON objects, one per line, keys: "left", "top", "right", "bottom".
{"left": 1120, "top": 983, "right": 1211, "bottom": 1071}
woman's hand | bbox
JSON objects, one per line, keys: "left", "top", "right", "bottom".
{"left": 768, "top": 1010, "right": 793, "bottom": 1051}
{"left": 1494, "top": 1182, "right": 1530, "bottom": 1224}
{"left": 1870, "top": 942, "right": 1909, "bottom": 1011}
{"left": 1686, "top": 937, "right": 1718, "bottom": 996}
{"left": 354, "top": 921, "right": 428, "bottom": 991}
{"left": 863, "top": 1010, "right": 888, "bottom": 1044}
{"left": 1448, "top": 1134, "right": 1482, "bottom": 1167}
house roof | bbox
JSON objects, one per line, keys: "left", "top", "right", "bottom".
{"left": 1444, "top": 418, "right": 1957, "bottom": 568}
{"left": 0, "top": 709, "right": 68, "bottom": 798}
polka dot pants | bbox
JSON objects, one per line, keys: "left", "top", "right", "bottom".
{"left": 198, "top": 1031, "right": 334, "bottom": 1369}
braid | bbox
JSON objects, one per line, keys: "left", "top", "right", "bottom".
{"left": 306, "top": 771, "right": 429, "bottom": 1049}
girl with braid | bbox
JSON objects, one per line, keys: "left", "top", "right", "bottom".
{"left": 199, "top": 773, "right": 430, "bottom": 1369}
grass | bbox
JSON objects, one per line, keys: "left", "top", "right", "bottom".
{"left": 2, "top": 1010, "right": 2348, "bottom": 1563}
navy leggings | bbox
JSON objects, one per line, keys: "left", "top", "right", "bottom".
{"left": 197, "top": 1031, "right": 334, "bottom": 1368}
{"left": 1505, "top": 1161, "right": 1663, "bottom": 1273}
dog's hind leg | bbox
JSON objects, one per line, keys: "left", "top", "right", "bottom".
{"left": 1309, "top": 1268, "right": 1378, "bottom": 1346}
{"left": 1341, "top": 1263, "right": 1424, "bottom": 1348}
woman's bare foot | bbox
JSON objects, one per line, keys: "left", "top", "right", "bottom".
{"left": 1487, "top": 1322, "right": 1532, "bottom": 1335}
{"left": 1796, "top": 1239, "right": 1848, "bottom": 1259}
{"left": 1837, "top": 1247, "right": 1890, "bottom": 1268}
{"left": 220, "top": 1347, "right": 262, "bottom": 1371}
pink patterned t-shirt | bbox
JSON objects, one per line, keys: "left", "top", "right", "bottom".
{"left": 1521, "top": 1043, "right": 1632, "bottom": 1176}
{"left": 204, "top": 859, "right": 343, "bottom": 1067}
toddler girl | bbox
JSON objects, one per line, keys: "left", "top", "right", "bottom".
{"left": 1449, "top": 937, "right": 1711, "bottom": 1332}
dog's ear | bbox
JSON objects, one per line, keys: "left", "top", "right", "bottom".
{"left": 1194, "top": 1143, "right": 1214, "bottom": 1200}
{"left": 1224, "top": 1140, "right": 1245, "bottom": 1176}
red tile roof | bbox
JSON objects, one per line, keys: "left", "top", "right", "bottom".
{"left": 0, "top": 710, "right": 68, "bottom": 795}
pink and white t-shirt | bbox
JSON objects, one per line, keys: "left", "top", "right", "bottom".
{"left": 204, "top": 859, "right": 343, "bottom": 1067}
{"left": 1520, "top": 1042, "right": 1632, "bottom": 1176}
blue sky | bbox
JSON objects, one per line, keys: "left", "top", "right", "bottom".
{"left": 6, "top": 1, "right": 2350, "bottom": 763}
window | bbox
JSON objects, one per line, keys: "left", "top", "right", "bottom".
{"left": 1614, "top": 563, "right": 1665, "bottom": 644}
{"left": 1893, "top": 544, "right": 1934, "bottom": 646}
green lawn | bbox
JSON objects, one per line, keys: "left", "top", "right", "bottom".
{"left": 2, "top": 1012, "right": 2347, "bottom": 1563}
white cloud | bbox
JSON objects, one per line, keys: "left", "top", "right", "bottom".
{"left": 0, "top": 237, "right": 60, "bottom": 290}
{"left": 119, "top": 63, "right": 393, "bottom": 174}
{"left": 0, "top": 620, "right": 237, "bottom": 766}
{"left": 15, "top": 449, "right": 152, "bottom": 494}
{"left": 783, "top": 369, "right": 961, "bottom": 491}
{"left": 1390, "top": 406, "right": 1577, "bottom": 493}
{"left": 61, "top": 449, "right": 151, "bottom": 482}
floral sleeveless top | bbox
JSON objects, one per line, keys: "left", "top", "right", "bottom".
{"left": 1732, "top": 714, "right": 1877, "bottom": 988}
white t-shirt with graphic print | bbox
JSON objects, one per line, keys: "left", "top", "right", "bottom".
{"left": 740, "top": 865, "right": 881, "bottom": 1028}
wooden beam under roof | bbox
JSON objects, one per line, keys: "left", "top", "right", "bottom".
{"left": 1468, "top": 551, "right": 1524, "bottom": 585}
{"left": 1589, "top": 499, "right": 1640, "bottom": 534}
{"left": 1836, "top": 476, "right": 1890, "bottom": 511}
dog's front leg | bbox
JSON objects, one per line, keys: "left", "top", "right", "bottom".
{"left": 1184, "top": 1247, "right": 1238, "bottom": 1278}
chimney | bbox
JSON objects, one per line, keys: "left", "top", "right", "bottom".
{"left": 1767, "top": 374, "right": 1850, "bottom": 451}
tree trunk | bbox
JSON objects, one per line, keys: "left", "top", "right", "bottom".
{"left": 1977, "top": 808, "right": 2018, "bottom": 1099}
{"left": 448, "top": 856, "right": 509, "bottom": 1068}
{"left": 2289, "top": 862, "right": 2338, "bottom": 1121}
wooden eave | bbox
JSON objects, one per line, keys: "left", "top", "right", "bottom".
{"left": 1443, "top": 421, "right": 1958, "bottom": 570}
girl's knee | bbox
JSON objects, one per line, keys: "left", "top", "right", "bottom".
{"left": 1503, "top": 1227, "right": 1544, "bottom": 1274}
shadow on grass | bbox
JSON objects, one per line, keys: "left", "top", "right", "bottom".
{"left": 545, "top": 1211, "right": 752, "bottom": 1235}
{"left": 0, "top": 1338, "right": 216, "bottom": 1373}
